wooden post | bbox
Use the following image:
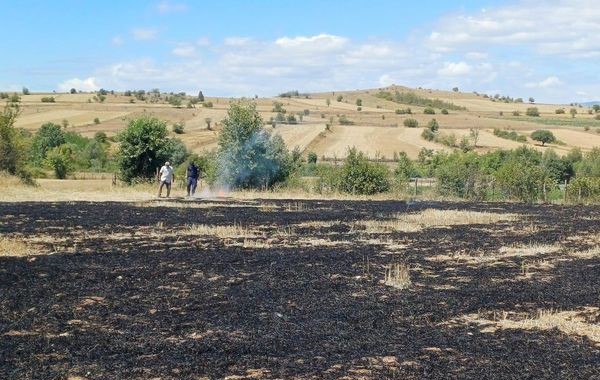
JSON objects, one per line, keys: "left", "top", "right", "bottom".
{"left": 414, "top": 178, "right": 418, "bottom": 196}
{"left": 564, "top": 179, "right": 568, "bottom": 203}
{"left": 543, "top": 183, "right": 547, "bottom": 203}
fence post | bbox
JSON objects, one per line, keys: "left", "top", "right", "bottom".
{"left": 414, "top": 178, "right": 418, "bottom": 197}
{"left": 564, "top": 179, "right": 567, "bottom": 203}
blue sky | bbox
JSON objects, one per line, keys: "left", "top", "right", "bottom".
{"left": 1, "top": 0, "right": 598, "bottom": 103}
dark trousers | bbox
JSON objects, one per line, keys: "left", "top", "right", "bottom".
{"left": 186, "top": 177, "right": 198, "bottom": 196}
{"left": 158, "top": 181, "right": 172, "bottom": 197}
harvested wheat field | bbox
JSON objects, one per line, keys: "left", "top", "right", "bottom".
{"left": 1, "top": 199, "right": 599, "bottom": 379}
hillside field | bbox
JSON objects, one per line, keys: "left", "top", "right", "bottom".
{"left": 10, "top": 85, "right": 600, "bottom": 160}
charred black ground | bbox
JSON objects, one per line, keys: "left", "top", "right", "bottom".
{"left": 0, "top": 199, "right": 599, "bottom": 379}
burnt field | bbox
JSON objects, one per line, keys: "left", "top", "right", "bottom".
{"left": 0, "top": 199, "right": 599, "bottom": 379}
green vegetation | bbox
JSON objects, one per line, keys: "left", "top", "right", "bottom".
{"left": 339, "top": 148, "right": 390, "bottom": 195}
{"left": 216, "top": 100, "right": 295, "bottom": 189}
{"left": 531, "top": 130, "right": 556, "bottom": 146}
{"left": 493, "top": 128, "right": 528, "bottom": 142}
{"left": 423, "top": 107, "right": 435, "bottom": 115}
{"left": 395, "top": 108, "right": 412, "bottom": 115}
{"left": 375, "top": 91, "right": 467, "bottom": 111}
{"left": 117, "top": 117, "right": 188, "bottom": 183}
{"left": 526, "top": 107, "right": 540, "bottom": 117}
{"left": 338, "top": 115, "right": 354, "bottom": 125}
{"left": 41, "top": 96, "right": 55, "bottom": 103}
{"left": 403, "top": 118, "right": 418, "bottom": 128}
{"left": 172, "top": 122, "right": 185, "bottom": 134}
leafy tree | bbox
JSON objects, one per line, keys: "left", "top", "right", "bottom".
{"left": 526, "top": 107, "right": 540, "bottom": 117}
{"left": 0, "top": 104, "right": 29, "bottom": 177}
{"left": 531, "top": 130, "right": 556, "bottom": 146}
{"left": 45, "top": 145, "right": 73, "bottom": 179}
{"left": 326, "top": 98, "right": 331, "bottom": 106}
{"left": 272, "top": 101, "right": 286, "bottom": 113}
{"left": 205, "top": 117, "right": 212, "bottom": 130}
{"left": 217, "top": 100, "right": 293, "bottom": 189}
{"left": 339, "top": 147, "right": 389, "bottom": 195}
{"left": 22, "top": 87, "right": 30, "bottom": 95}
{"left": 356, "top": 98, "right": 362, "bottom": 107}
{"left": 529, "top": 97, "right": 535, "bottom": 103}
{"left": 70, "top": 88, "right": 77, "bottom": 94}
{"left": 307, "top": 151, "right": 318, "bottom": 164}
{"left": 469, "top": 128, "right": 480, "bottom": 147}
{"left": 569, "top": 108, "right": 577, "bottom": 118}
{"left": 197, "top": 91, "right": 205, "bottom": 102}
{"left": 452, "top": 87, "right": 459, "bottom": 92}
{"left": 30, "top": 123, "right": 65, "bottom": 164}
{"left": 593, "top": 104, "right": 600, "bottom": 113}
{"left": 336, "top": 95, "right": 343, "bottom": 102}
{"left": 394, "top": 151, "right": 416, "bottom": 183}
{"left": 117, "top": 117, "right": 187, "bottom": 183}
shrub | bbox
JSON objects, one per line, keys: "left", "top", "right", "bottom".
{"left": 93, "top": 117, "right": 100, "bottom": 124}
{"left": 555, "top": 108, "right": 565, "bottom": 114}
{"left": 22, "top": 87, "right": 30, "bottom": 95}
{"left": 336, "top": 95, "right": 343, "bottom": 102}
{"left": 168, "top": 96, "right": 183, "bottom": 108}
{"left": 395, "top": 108, "right": 412, "bottom": 115}
{"left": 375, "top": 91, "right": 466, "bottom": 111}
{"left": 495, "top": 156, "right": 546, "bottom": 202}
{"left": 570, "top": 108, "right": 577, "bottom": 118}
{"left": 286, "top": 114, "right": 297, "bottom": 124}
{"left": 70, "top": 88, "right": 77, "bottom": 94}
{"left": 303, "top": 109, "right": 310, "bottom": 116}
{"left": 531, "top": 130, "right": 556, "bottom": 146}
{"left": 338, "top": 115, "right": 354, "bottom": 125}
{"left": 403, "top": 118, "right": 419, "bottom": 128}
{"left": 434, "top": 151, "right": 487, "bottom": 199}
{"left": 9, "top": 94, "right": 20, "bottom": 103}
{"left": 307, "top": 151, "right": 318, "bottom": 164}
{"left": 423, "top": 107, "right": 435, "bottom": 115}
{"left": 203, "top": 101, "right": 213, "bottom": 108}
{"left": 272, "top": 101, "right": 286, "bottom": 113}
{"left": 339, "top": 147, "right": 389, "bottom": 195}
{"left": 435, "top": 132, "right": 457, "bottom": 148}
{"left": 356, "top": 99, "right": 362, "bottom": 107}
{"left": 45, "top": 145, "right": 73, "bottom": 179}
{"left": 41, "top": 97, "right": 55, "bottom": 103}
{"left": 529, "top": 97, "right": 535, "bottom": 103}
{"left": 512, "top": 110, "right": 521, "bottom": 116}
{"left": 394, "top": 151, "right": 416, "bottom": 183}
{"left": 172, "top": 122, "right": 185, "bottom": 134}
{"left": 526, "top": 107, "right": 540, "bottom": 117}
{"left": 493, "top": 128, "right": 527, "bottom": 142}
{"left": 441, "top": 109, "right": 449, "bottom": 115}
{"left": 357, "top": 106, "right": 362, "bottom": 111}
{"left": 197, "top": 91, "right": 205, "bottom": 102}
{"left": 421, "top": 128, "right": 435, "bottom": 141}
{"left": 427, "top": 119, "right": 439, "bottom": 132}
{"left": 452, "top": 87, "right": 459, "bottom": 92}
{"left": 94, "top": 131, "right": 108, "bottom": 143}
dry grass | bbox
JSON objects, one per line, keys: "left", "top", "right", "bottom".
{"left": 183, "top": 223, "right": 259, "bottom": 239}
{"left": 499, "top": 242, "right": 561, "bottom": 257}
{"left": 0, "top": 236, "right": 32, "bottom": 257}
{"left": 458, "top": 308, "right": 600, "bottom": 345}
{"left": 360, "top": 209, "right": 519, "bottom": 233}
{"left": 568, "top": 246, "right": 600, "bottom": 259}
{"left": 383, "top": 263, "right": 411, "bottom": 289}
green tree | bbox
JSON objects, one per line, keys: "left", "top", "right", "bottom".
{"left": 31, "top": 123, "right": 65, "bottom": 164}
{"left": 45, "top": 145, "right": 73, "bottom": 179}
{"left": 22, "top": 87, "right": 30, "bottom": 95}
{"left": 526, "top": 107, "right": 540, "bottom": 117}
{"left": 394, "top": 151, "right": 416, "bottom": 183}
{"left": 423, "top": 107, "right": 435, "bottom": 115}
{"left": 0, "top": 104, "right": 28, "bottom": 177}
{"left": 569, "top": 108, "right": 577, "bottom": 118}
{"left": 427, "top": 119, "right": 439, "bottom": 132}
{"left": 336, "top": 95, "right": 343, "bottom": 102}
{"left": 168, "top": 96, "right": 183, "bottom": 108}
{"left": 307, "top": 151, "right": 318, "bottom": 164}
{"left": 529, "top": 97, "right": 535, "bottom": 103}
{"left": 217, "top": 100, "right": 293, "bottom": 189}
{"left": 198, "top": 91, "right": 205, "bottom": 102}
{"left": 117, "top": 117, "right": 185, "bottom": 183}
{"left": 531, "top": 130, "right": 556, "bottom": 146}
{"left": 70, "top": 88, "right": 77, "bottom": 94}
{"left": 340, "top": 147, "right": 389, "bottom": 195}
{"left": 593, "top": 104, "right": 600, "bottom": 113}
{"left": 172, "top": 122, "right": 185, "bottom": 134}
{"left": 356, "top": 98, "right": 362, "bottom": 107}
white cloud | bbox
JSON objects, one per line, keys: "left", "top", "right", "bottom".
{"left": 156, "top": 1, "right": 187, "bottom": 13}
{"left": 224, "top": 37, "right": 252, "bottom": 46}
{"left": 526, "top": 76, "right": 563, "bottom": 88}
{"left": 172, "top": 44, "right": 196, "bottom": 57}
{"left": 57, "top": 77, "right": 100, "bottom": 92}
{"left": 196, "top": 37, "right": 211, "bottom": 47}
{"left": 111, "top": 36, "right": 124, "bottom": 46}
{"left": 132, "top": 28, "right": 158, "bottom": 41}
{"left": 427, "top": 0, "right": 600, "bottom": 58}
{"left": 438, "top": 61, "right": 472, "bottom": 76}
{"left": 275, "top": 34, "right": 347, "bottom": 52}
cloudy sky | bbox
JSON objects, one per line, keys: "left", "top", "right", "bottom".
{"left": 1, "top": 0, "right": 598, "bottom": 103}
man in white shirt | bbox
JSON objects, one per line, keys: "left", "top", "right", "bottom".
{"left": 157, "top": 161, "right": 175, "bottom": 198}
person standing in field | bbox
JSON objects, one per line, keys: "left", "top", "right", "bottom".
{"left": 186, "top": 161, "right": 200, "bottom": 197}
{"left": 157, "top": 161, "right": 175, "bottom": 198}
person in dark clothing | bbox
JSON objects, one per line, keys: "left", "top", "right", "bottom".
{"left": 186, "top": 162, "right": 200, "bottom": 197}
